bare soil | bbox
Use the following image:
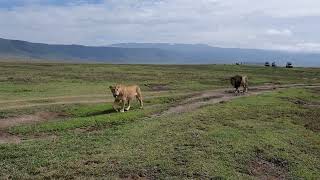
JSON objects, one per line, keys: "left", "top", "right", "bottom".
{"left": 248, "top": 157, "right": 289, "bottom": 179}
{"left": 159, "top": 86, "right": 276, "bottom": 116}
{"left": 0, "top": 112, "right": 66, "bottom": 130}
{"left": 0, "top": 131, "right": 21, "bottom": 144}
{"left": 0, "top": 111, "right": 64, "bottom": 143}
{"left": 1, "top": 84, "right": 319, "bottom": 144}
{"left": 145, "top": 83, "right": 171, "bottom": 91}
{"left": 0, "top": 91, "right": 171, "bottom": 110}
{"left": 282, "top": 97, "right": 320, "bottom": 107}
{"left": 158, "top": 84, "right": 320, "bottom": 116}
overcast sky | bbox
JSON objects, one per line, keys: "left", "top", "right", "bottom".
{"left": 0, "top": 0, "right": 320, "bottom": 52}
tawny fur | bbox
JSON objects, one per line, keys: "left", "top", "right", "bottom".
{"left": 109, "top": 84, "right": 143, "bottom": 112}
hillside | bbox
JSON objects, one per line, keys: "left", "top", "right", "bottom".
{"left": 0, "top": 38, "right": 182, "bottom": 64}
{"left": 0, "top": 38, "right": 320, "bottom": 66}
{"left": 112, "top": 43, "right": 320, "bottom": 67}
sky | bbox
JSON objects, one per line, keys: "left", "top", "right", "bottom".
{"left": 0, "top": 0, "right": 320, "bottom": 52}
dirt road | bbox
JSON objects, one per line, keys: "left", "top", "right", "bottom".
{"left": 1, "top": 83, "right": 319, "bottom": 144}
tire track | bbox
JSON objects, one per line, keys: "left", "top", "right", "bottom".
{"left": 0, "top": 91, "right": 178, "bottom": 110}
{"left": 1, "top": 84, "right": 319, "bottom": 144}
{"left": 157, "top": 84, "right": 320, "bottom": 116}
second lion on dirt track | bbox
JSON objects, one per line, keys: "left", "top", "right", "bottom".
{"left": 230, "top": 75, "right": 248, "bottom": 93}
{"left": 109, "top": 84, "right": 143, "bottom": 113}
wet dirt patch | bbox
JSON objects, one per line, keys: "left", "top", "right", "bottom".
{"left": 303, "top": 103, "right": 320, "bottom": 108}
{"left": 145, "top": 83, "right": 171, "bottom": 91}
{"left": 0, "top": 130, "right": 59, "bottom": 144}
{"left": 151, "top": 84, "right": 320, "bottom": 117}
{"left": 224, "top": 89, "right": 236, "bottom": 94}
{"left": 249, "top": 86, "right": 277, "bottom": 92}
{"left": 302, "top": 109, "right": 320, "bottom": 132}
{"left": 120, "top": 174, "right": 148, "bottom": 180}
{"left": 309, "top": 87, "right": 320, "bottom": 93}
{"left": 281, "top": 97, "right": 320, "bottom": 107}
{"left": 158, "top": 89, "right": 252, "bottom": 116}
{"left": 0, "top": 131, "right": 21, "bottom": 144}
{"left": 118, "top": 166, "right": 163, "bottom": 180}
{"left": 281, "top": 97, "right": 320, "bottom": 132}
{"left": 162, "top": 97, "right": 230, "bottom": 115}
{"left": 185, "top": 95, "right": 224, "bottom": 104}
{"left": 82, "top": 109, "right": 116, "bottom": 117}
{"left": 155, "top": 83, "right": 317, "bottom": 116}
{"left": 0, "top": 91, "right": 171, "bottom": 111}
{"left": 304, "top": 123, "right": 320, "bottom": 132}
{"left": 248, "top": 157, "right": 289, "bottom": 179}
{"left": 28, "top": 99, "right": 55, "bottom": 104}
{"left": 0, "top": 112, "right": 68, "bottom": 129}
{"left": 119, "top": 167, "right": 163, "bottom": 180}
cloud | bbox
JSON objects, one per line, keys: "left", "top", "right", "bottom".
{"left": 0, "top": 0, "right": 103, "bottom": 8}
{"left": 297, "top": 43, "right": 320, "bottom": 52}
{"left": 266, "top": 29, "right": 292, "bottom": 36}
{"left": 0, "top": 0, "right": 319, "bottom": 52}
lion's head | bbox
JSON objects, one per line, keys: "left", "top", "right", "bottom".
{"left": 109, "top": 85, "right": 121, "bottom": 98}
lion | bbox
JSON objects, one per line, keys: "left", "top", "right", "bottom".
{"left": 109, "top": 84, "right": 143, "bottom": 112}
{"left": 230, "top": 75, "right": 248, "bottom": 93}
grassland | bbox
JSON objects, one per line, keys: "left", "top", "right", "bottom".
{"left": 1, "top": 62, "right": 319, "bottom": 100}
{"left": 0, "top": 61, "right": 320, "bottom": 179}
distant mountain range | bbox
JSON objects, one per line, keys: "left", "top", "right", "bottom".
{"left": 0, "top": 38, "right": 319, "bottom": 67}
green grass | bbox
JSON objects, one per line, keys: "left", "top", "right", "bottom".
{"left": 1, "top": 62, "right": 320, "bottom": 179}
{"left": 7, "top": 95, "right": 179, "bottom": 135}
{"left": 1, "top": 88, "right": 320, "bottom": 179}
{"left": 1, "top": 62, "right": 319, "bottom": 101}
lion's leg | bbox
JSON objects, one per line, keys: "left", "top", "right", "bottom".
{"left": 136, "top": 87, "right": 143, "bottom": 109}
{"left": 244, "top": 85, "right": 248, "bottom": 93}
{"left": 113, "top": 99, "right": 119, "bottom": 112}
{"left": 120, "top": 100, "right": 125, "bottom": 113}
{"left": 125, "top": 100, "right": 131, "bottom": 111}
{"left": 242, "top": 83, "right": 248, "bottom": 93}
{"left": 137, "top": 96, "right": 143, "bottom": 109}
